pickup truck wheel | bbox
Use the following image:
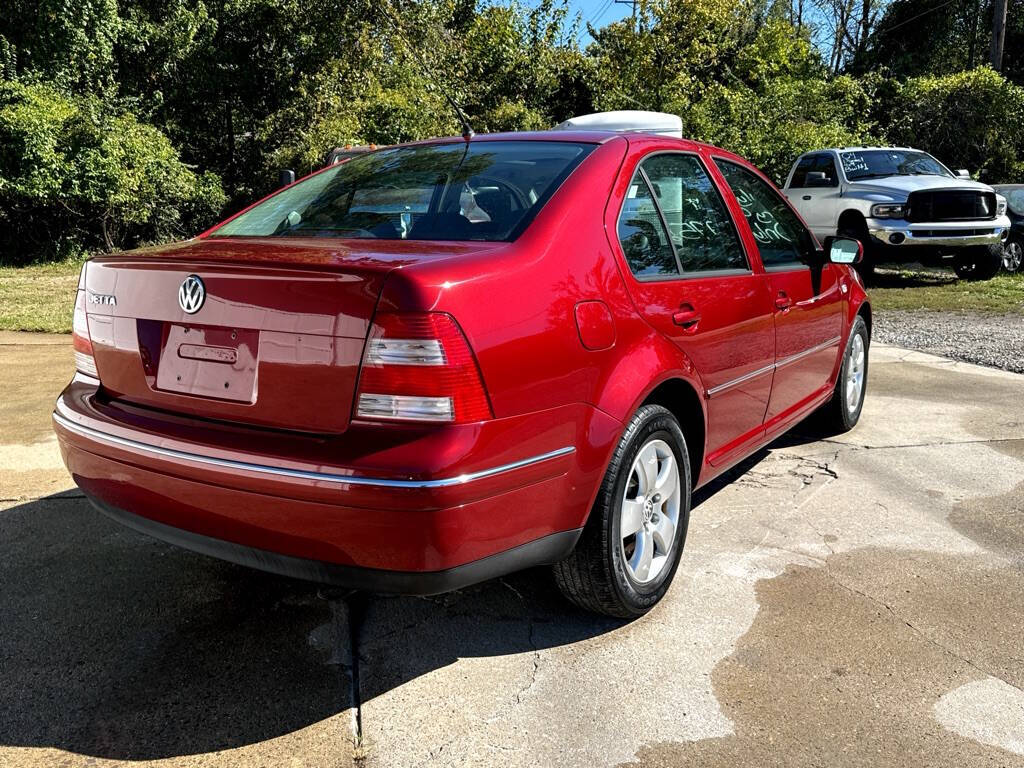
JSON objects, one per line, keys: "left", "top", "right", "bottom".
{"left": 818, "top": 316, "right": 869, "bottom": 433}
{"left": 553, "top": 404, "right": 691, "bottom": 618}
{"left": 954, "top": 246, "right": 1002, "bottom": 280}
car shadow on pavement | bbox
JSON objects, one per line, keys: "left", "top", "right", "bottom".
{"left": 0, "top": 491, "right": 348, "bottom": 760}
{"left": 0, "top": 490, "right": 630, "bottom": 761}
{"left": 0, "top": 432, "right": 797, "bottom": 761}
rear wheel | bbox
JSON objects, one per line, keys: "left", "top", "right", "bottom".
{"left": 818, "top": 315, "right": 869, "bottom": 433}
{"left": 954, "top": 245, "right": 1002, "bottom": 280}
{"left": 554, "top": 404, "right": 691, "bottom": 618}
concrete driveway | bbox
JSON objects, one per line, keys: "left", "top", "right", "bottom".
{"left": 1, "top": 329, "right": 1022, "bottom": 767}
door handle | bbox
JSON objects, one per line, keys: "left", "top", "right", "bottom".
{"left": 775, "top": 291, "right": 792, "bottom": 311}
{"left": 802, "top": 195, "right": 812, "bottom": 200}
{"left": 672, "top": 304, "right": 701, "bottom": 331}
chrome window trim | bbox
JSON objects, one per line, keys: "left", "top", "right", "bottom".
{"left": 52, "top": 411, "right": 574, "bottom": 489}
{"left": 706, "top": 335, "right": 842, "bottom": 398}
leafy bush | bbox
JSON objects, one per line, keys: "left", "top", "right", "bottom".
{"left": 0, "top": 80, "right": 225, "bottom": 264}
{"left": 688, "top": 76, "right": 877, "bottom": 184}
{"left": 879, "top": 67, "right": 1024, "bottom": 182}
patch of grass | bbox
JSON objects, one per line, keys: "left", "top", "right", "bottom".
{"left": 869, "top": 267, "right": 1024, "bottom": 314}
{"left": 1, "top": 260, "right": 1022, "bottom": 335}
{"left": 0, "top": 261, "right": 82, "bottom": 333}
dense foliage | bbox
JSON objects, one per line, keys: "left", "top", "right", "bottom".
{"left": 1, "top": 0, "right": 1023, "bottom": 264}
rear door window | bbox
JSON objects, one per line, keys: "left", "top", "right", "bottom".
{"left": 617, "top": 153, "right": 747, "bottom": 279}
{"left": 618, "top": 171, "right": 679, "bottom": 278}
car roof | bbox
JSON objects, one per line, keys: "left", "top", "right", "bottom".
{"left": 379, "top": 130, "right": 731, "bottom": 154}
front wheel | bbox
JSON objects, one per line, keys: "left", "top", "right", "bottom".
{"left": 818, "top": 315, "right": 869, "bottom": 433}
{"left": 954, "top": 246, "right": 1002, "bottom": 280}
{"left": 554, "top": 404, "right": 691, "bottom": 618}
{"left": 999, "top": 235, "right": 1023, "bottom": 273}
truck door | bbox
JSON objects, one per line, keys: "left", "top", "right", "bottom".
{"left": 785, "top": 153, "right": 843, "bottom": 242}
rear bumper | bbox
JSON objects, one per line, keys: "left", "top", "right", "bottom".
{"left": 88, "top": 495, "right": 581, "bottom": 595}
{"left": 867, "top": 216, "right": 1010, "bottom": 247}
{"left": 54, "top": 376, "right": 621, "bottom": 589}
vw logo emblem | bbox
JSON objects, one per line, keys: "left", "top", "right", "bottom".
{"left": 178, "top": 274, "right": 206, "bottom": 314}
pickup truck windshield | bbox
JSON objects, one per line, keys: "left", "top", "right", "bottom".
{"left": 210, "top": 140, "right": 594, "bottom": 242}
{"left": 839, "top": 150, "right": 952, "bottom": 181}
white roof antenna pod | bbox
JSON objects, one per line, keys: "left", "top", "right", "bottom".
{"left": 552, "top": 110, "right": 683, "bottom": 138}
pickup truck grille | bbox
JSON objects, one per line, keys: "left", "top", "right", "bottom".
{"left": 905, "top": 190, "right": 997, "bottom": 222}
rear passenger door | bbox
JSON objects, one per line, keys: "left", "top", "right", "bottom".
{"left": 713, "top": 158, "right": 845, "bottom": 433}
{"left": 614, "top": 151, "right": 776, "bottom": 466}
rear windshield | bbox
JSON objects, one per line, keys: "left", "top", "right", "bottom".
{"left": 210, "top": 140, "right": 595, "bottom": 242}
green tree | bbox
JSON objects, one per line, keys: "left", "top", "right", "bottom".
{"left": 0, "top": 80, "right": 225, "bottom": 263}
{"left": 880, "top": 67, "right": 1024, "bottom": 180}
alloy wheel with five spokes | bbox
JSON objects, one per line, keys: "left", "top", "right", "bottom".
{"left": 845, "top": 332, "right": 866, "bottom": 414}
{"left": 620, "top": 439, "right": 682, "bottom": 585}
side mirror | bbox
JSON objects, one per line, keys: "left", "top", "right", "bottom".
{"left": 824, "top": 235, "right": 863, "bottom": 265}
{"left": 804, "top": 170, "right": 831, "bottom": 187}
{"left": 956, "top": 169, "right": 971, "bottom": 179}
{"left": 278, "top": 169, "right": 296, "bottom": 188}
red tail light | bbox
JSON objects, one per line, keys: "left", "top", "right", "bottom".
{"left": 72, "top": 264, "right": 98, "bottom": 378}
{"left": 354, "top": 312, "right": 492, "bottom": 424}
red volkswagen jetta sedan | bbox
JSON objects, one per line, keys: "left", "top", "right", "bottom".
{"left": 54, "top": 124, "right": 870, "bottom": 617}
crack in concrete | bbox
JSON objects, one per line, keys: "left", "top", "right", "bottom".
{"left": 516, "top": 618, "right": 542, "bottom": 706}
{"left": 816, "top": 436, "right": 1024, "bottom": 452}
{"left": 0, "top": 492, "right": 84, "bottom": 503}
{"left": 823, "top": 570, "right": 1024, "bottom": 698}
{"left": 318, "top": 591, "right": 367, "bottom": 763}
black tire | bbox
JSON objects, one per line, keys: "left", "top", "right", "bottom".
{"left": 819, "top": 315, "right": 869, "bottom": 433}
{"left": 997, "top": 234, "right": 1023, "bottom": 273}
{"left": 553, "top": 404, "right": 691, "bottom": 618}
{"left": 954, "top": 245, "right": 1002, "bottom": 280}
{"left": 838, "top": 222, "right": 876, "bottom": 283}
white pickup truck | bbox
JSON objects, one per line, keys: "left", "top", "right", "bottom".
{"left": 782, "top": 147, "right": 1011, "bottom": 280}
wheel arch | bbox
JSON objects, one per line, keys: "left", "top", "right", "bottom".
{"left": 838, "top": 208, "right": 868, "bottom": 235}
{"left": 638, "top": 377, "right": 705, "bottom": 488}
{"left": 857, "top": 299, "right": 872, "bottom": 340}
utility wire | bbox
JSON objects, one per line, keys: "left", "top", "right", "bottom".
{"left": 577, "top": 0, "right": 614, "bottom": 42}
{"left": 876, "top": 0, "right": 960, "bottom": 35}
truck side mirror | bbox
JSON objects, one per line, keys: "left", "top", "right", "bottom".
{"left": 804, "top": 171, "right": 832, "bottom": 187}
{"left": 956, "top": 169, "right": 971, "bottom": 179}
{"left": 278, "top": 169, "right": 296, "bottom": 188}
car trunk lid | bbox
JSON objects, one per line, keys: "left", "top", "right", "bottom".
{"left": 82, "top": 237, "right": 500, "bottom": 433}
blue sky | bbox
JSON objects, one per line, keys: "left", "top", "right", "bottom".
{"left": 560, "top": 0, "right": 635, "bottom": 44}
{"left": 538, "top": 0, "right": 833, "bottom": 56}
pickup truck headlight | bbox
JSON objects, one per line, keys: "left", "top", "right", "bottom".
{"left": 996, "top": 197, "right": 1008, "bottom": 217}
{"left": 870, "top": 203, "right": 906, "bottom": 219}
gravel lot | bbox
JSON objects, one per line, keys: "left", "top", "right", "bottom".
{"left": 875, "top": 310, "right": 1024, "bottom": 374}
